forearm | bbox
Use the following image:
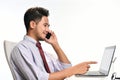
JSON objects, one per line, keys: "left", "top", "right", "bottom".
{"left": 52, "top": 42, "right": 70, "bottom": 64}
{"left": 49, "top": 66, "right": 75, "bottom": 80}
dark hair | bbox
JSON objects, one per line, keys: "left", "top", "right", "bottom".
{"left": 24, "top": 7, "right": 49, "bottom": 32}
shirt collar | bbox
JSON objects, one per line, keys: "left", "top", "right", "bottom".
{"left": 24, "top": 35, "right": 37, "bottom": 45}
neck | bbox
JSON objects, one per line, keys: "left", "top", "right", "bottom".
{"left": 26, "top": 32, "right": 39, "bottom": 42}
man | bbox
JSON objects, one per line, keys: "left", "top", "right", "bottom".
{"left": 10, "top": 7, "right": 97, "bottom": 80}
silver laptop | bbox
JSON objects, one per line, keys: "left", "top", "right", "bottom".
{"left": 76, "top": 45, "right": 116, "bottom": 76}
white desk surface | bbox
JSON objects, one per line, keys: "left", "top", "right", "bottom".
{"left": 66, "top": 75, "right": 110, "bottom": 80}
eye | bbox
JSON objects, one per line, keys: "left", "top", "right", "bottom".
{"left": 44, "top": 24, "right": 47, "bottom": 27}
{"left": 44, "top": 23, "right": 50, "bottom": 27}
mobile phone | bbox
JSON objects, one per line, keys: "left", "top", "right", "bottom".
{"left": 46, "top": 32, "right": 51, "bottom": 39}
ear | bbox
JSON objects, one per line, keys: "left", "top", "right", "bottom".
{"left": 30, "top": 21, "right": 36, "bottom": 29}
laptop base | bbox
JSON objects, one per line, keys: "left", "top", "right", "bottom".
{"left": 75, "top": 71, "right": 108, "bottom": 77}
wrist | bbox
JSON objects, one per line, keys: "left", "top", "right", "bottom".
{"left": 65, "top": 67, "right": 76, "bottom": 77}
{"left": 51, "top": 42, "right": 59, "bottom": 47}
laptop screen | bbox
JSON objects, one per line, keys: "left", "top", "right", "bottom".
{"left": 99, "top": 46, "right": 116, "bottom": 75}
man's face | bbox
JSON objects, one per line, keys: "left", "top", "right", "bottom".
{"left": 34, "top": 16, "right": 50, "bottom": 41}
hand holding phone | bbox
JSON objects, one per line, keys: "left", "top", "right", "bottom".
{"left": 46, "top": 32, "right": 51, "bottom": 39}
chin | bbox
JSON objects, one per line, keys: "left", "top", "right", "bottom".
{"left": 39, "top": 38, "right": 45, "bottom": 41}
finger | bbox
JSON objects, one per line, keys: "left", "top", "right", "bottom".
{"left": 86, "top": 65, "right": 91, "bottom": 71}
{"left": 86, "top": 61, "right": 97, "bottom": 64}
{"left": 44, "top": 38, "right": 49, "bottom": 42}
{"left": 87, "top": 65, "right": 90, "bottom": 68}
{"left": 50, "top": 30, "right": 54, "bottom": 34}
{"left": 87, "top": 67, "right": 89, "bottom": 71}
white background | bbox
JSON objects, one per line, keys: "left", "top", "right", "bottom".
{"left": 0, "top": 0, "right": 120, "bottom": 79}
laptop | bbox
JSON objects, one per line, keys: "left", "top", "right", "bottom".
{"left": 76, "top": 45, "right": 116, "bottom": 77}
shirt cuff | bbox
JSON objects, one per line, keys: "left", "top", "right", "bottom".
{"left": 60, "top": 62, "right": 72, "bottom": 69}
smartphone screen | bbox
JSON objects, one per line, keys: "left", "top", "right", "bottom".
{"left": 46, "top": 33, "right": 51, "bottom": 39}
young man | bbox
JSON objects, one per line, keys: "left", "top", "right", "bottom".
{"left": 10, "top": 7, "right": 97, "bottom": 80}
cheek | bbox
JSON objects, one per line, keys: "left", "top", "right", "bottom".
{"left": 36, "top": 26, "right": 46, "bottom": 37}
{"left": 37, "top": 29, "right": 46, "bottom": 37}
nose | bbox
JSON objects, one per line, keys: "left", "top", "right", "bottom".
{"left": 45, "top": 27, "right": 50, "bottom": 32}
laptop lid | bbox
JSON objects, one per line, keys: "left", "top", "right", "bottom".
{"left": 99, "top": 45, "right": 116, "bottom": 75}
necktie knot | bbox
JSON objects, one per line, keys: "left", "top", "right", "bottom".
{"left": 36, "top": 42, "right": 41, "bottom": 47}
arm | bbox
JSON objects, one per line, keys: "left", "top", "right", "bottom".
{"left": 51, "top": 42, "right": 70, "bottom": 64}
{"left": 45, "top": 31, "right": 70, "bottom": 64}
{"left": 48, "top": 61, "right": 97, "bottom": 80}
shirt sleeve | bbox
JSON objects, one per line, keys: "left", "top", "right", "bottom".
{"left": 44, "top": 52, "right": 72, "bottom": 72}
{"left": 10, "top": 45, "right": 49, "bottom": 80}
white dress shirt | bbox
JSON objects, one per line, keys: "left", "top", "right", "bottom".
{"left": 10, "top": 35, "right": 72, "bottom": 80}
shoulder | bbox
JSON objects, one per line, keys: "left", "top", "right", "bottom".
{"left": 11, "top": 40, "right": 35, "bottom": 55}
{"left": 16, "top": 40, "right": 35, "bottom": 50}
{"left": 11, "top": 40, "right": 35, "bottom": 59}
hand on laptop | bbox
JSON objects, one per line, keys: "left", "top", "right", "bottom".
{"left": 73, "top": 61, "right": 97, "bottom": 75}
